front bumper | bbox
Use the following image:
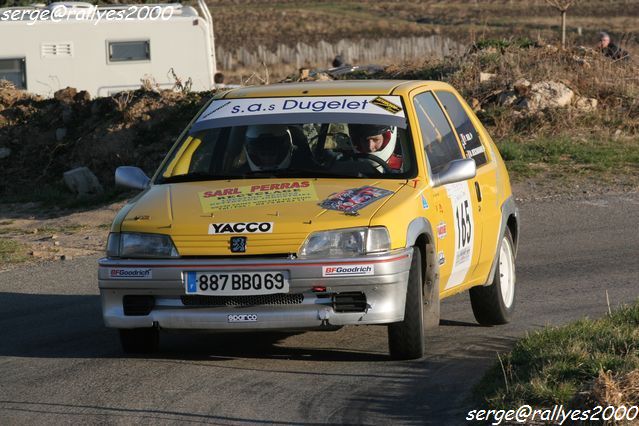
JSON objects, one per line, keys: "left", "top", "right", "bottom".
{"left": 98, "top": 248, "right": 412, "bottom": 331}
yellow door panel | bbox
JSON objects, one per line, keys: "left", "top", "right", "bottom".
{"left": 432, "top": 88, "right": 501, "bottom": 289}
{"left": 442, "top": 180, "right": 482, "bottom": 290}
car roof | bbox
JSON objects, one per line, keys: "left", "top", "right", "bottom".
{"left": 221, "top": 80, "right": 453, "bottom": 98}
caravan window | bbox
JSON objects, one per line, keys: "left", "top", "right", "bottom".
{"left": 0, "top": 58, "right": 26, "bottom": 89}
{"left": 108, "top": 41, "right": 150, "bottom": 62}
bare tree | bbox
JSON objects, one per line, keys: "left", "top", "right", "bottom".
{"left": 545, "top": 0, "right": 578, "bottom": 48}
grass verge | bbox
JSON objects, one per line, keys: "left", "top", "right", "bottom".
{"left": 496, "top": 136, "right": 639, "bottom": 178}
{"left": 476, "top": 301, "right": 639, "bottom": 409}
{"left": 0, "top": 237, "right": 27, "bottom": 265}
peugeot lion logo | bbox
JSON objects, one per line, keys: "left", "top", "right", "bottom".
{"left": 230, "top": 236, "right": 247, "bottom": 253}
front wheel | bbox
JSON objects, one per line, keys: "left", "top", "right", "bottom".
{"left": 388, "top": 246, "right": 425, "bottom": 360}
{"left": 469, "top": 228, "right": 516, "bottom": 325}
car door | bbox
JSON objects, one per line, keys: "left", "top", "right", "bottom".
{"left": 434, "top": 89, "right": 500, "bottom": 283}
{"left": 411, "top": 90, "right": 478, "bottom": 293}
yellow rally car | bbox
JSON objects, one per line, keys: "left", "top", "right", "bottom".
{"left": 99, "top": 80, "right": 519, "bottom": 360}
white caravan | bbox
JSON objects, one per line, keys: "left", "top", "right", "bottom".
{"left": 0, "top": 1, "right": 217, "bottom": 97}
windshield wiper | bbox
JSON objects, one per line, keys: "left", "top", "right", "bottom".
{"left": 160, "top": 172, "right": 244, "bottom": 184}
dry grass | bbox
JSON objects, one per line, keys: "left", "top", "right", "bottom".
{"left": 372, "top": 44, "right": 639, "bottom": 178}
{"left": 207, "top": 0, "right": 639, "bottom": 82}
{"left": 344, "top": 44, "right": 639, "bottom": 143}
{"left": 0, "top": 237, "right": 27, "bottom": 265}
{"left": 476, "top": 301, "right": 639, "bottom": 410}
{"left": 591, "top": 369, "right": 639, "bottom": 408}
{"left": 200, "top": 0, "right": 639, "bottom": 51}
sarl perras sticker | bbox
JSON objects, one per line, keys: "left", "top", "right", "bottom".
{"left": 320, "top": 186, "right": 393, "bottom": 213}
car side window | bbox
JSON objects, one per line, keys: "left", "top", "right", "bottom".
{"left": 413, "top": 91, "right": 463, "bottom": 174}
{"left": 435, "top": 90, "right": 488, "bottom": 167}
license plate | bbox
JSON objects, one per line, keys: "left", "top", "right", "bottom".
{"left": 185, "top": 271, "right": 289, "bottom": 296}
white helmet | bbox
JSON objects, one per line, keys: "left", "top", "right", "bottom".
{"left": 348, "top": 124, "right": 398, "bottom": 163}
{"left": 244, "top": 125, "right": 293, "bottom": 171}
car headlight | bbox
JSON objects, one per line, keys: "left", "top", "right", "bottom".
{"left": 106, "top": 232, "right": 179, "bottom": 258}
{"left": 299, "top": 227, "right": 390, "bottom": 258}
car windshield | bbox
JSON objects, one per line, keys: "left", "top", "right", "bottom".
{"left": 157, "top": 96, "right": 416, "bottom": 183}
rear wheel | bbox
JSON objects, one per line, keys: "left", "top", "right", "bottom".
{"left": 119, "top": 327, "right": 159, "bottom": 354}
{"left": 388, "top": 246, "right": 425, "bottom": 360}
{"left": 469, "top": 228, "right": 516, "bottom": 325}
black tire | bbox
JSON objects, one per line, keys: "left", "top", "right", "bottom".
{"left": 469, "top": 228, "right": 516, "bottom": 325}
{"left": 388, "top": 246, "right": 425, "bottom": 360}
{"left": 119, "top": 327, "right": 159, "bottom": 354}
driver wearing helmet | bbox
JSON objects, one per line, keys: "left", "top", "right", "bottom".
{"left": 244, "top": 124, "right": 295, "bottom": 171}
{"left": 348, "top": 124, "right": 403, "bottom": 171}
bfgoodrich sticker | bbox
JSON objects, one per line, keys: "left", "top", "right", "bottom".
{"left": 322, "top": 264, "right": 374, "bottom": 277}
{"left": 109, "top": 268, "right": 152, "bottom": 279}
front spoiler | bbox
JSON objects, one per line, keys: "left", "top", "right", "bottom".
{"left": 98, "top": 249, "right": 413, "bottom": 330}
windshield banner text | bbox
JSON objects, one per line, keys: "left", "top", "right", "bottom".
{"left": 191, "top": 96, "right": 406, "bottom": 133}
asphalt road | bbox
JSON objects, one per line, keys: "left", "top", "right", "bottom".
{"left": 1, "top": 192, "right": 638, "bottom": 425}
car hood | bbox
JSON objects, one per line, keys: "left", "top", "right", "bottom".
{"left": 121, "top": 178, "right": 407, "bottom": 256}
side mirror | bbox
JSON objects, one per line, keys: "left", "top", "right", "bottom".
{"left": 432, "top": 158, "right": 476, "bottom": 187}
{"left": 115, "top": 166, "right": 150, "bottom": 190}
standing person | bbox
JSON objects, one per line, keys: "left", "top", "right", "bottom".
{"left": 597, "top": 32, "right": 630, "bottom": 61}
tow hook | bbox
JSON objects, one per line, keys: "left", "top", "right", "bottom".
{"left": 319, "top": 309, "right": 330, "bottom": 326}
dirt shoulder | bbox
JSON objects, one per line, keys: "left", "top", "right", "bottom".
{"left": 511, "top": 170, "right": 639, "bottom": 202}
{"left": 0, "top": 201, "right": 123, "bottom": 271}
{"left": 1, "top": 177, "right": 637, "bottom": 272}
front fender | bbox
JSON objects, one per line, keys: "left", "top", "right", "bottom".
{"left": 405, "top": 217, "right": 434, "bottom": 247}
